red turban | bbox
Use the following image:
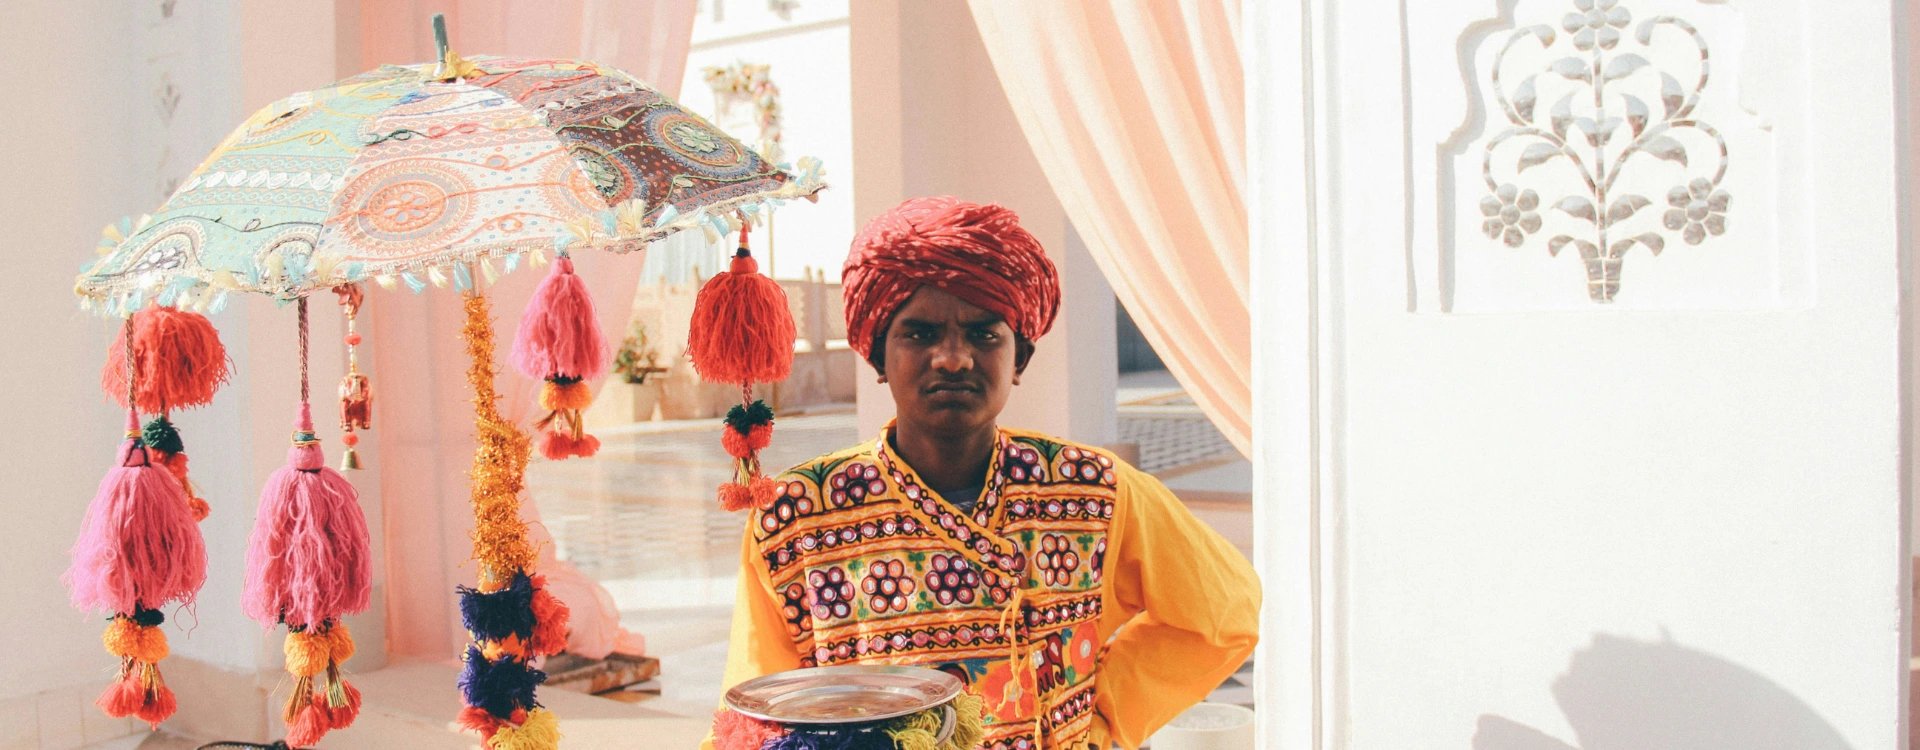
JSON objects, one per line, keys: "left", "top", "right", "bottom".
{"left": 843, "top": 196, "right": 1060, "bottom": 364}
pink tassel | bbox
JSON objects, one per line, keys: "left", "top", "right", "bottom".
{"left": 511, "top": 256, "right": 608, "bottom": 382}
{"left": 242, "top": 404, "right": 372, "bottom": 629}
{"left": 65, "top": 415, "right": 207, "bottom": 614}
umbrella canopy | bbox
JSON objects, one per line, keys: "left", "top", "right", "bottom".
{"left": 76, "top": 54, "right": 824, "bottom": 314}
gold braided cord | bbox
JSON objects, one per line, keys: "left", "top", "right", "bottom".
{"left": 462, "top": 291, "right": 534, "bottom": 590}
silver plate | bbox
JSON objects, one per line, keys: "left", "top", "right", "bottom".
{"left": 724, "top": 665, "right": 963, "bottom": 724}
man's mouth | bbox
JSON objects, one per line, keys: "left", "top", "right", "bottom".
{"left": 925, "top": 383, "right": 979, "bottom": 395}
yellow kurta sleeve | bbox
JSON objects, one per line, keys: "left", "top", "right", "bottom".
{"left": 700, "top": 521, "right": 807, "bottom": 750}
{"left": 1092, "top": 462, "right": 1261, "bottom": 749}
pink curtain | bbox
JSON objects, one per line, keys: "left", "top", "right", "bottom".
{"left": 356, "top": 0, "right": 697, "bottom": 660}
{"left": 967, "top": 0, "right": 1250, "bottom": 456}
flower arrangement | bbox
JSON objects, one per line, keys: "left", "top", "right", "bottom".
{"left": 612, "top": 320, "right": 664, "bottom": 385}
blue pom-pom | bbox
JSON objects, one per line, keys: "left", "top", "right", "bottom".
{"left": 457, "top": 572, "right": 537, "bottom": 641}
{"left": 457, "top": 645, "right": 546, "bottom": 719}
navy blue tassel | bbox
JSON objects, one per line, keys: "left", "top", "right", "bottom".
{"left": 457, "top": 572, "right": 538, "bottom": 642}
{"left": 456, "top": 645, "right": 546, "bottom": 719}
{"left": 762, "top": 726, "right": 894, "bottom": 750}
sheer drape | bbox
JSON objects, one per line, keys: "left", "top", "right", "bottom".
{"left": 359, "top": 0, "right": 697, "bottom": 659}
{"left": 968, "top": 0, "right": 1250, "bottom": 455}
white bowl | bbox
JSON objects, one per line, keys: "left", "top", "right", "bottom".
{"left": 1148, "top": 703, "right": 1256, "bottom": 750}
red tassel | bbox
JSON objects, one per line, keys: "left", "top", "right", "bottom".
{"left": 537, "top": 430, "right": 600, "bottom": 460}
{"left": 528, "top": 577, "right": 571, "bottom": 656}
{"left": 101, "top": 306, "right": 231, "bottom": 413}
{"left": 133, "top": 679, "right": 176, "bottom": 728}
{"left": 96, "top": 674, "right": 144, "bottom": 718}
{"left": 285, "top": 703, "right": 330, "bottom": 748}
{"left": 687, "top": 230, "right": 796, "bottom": 385}
{"left": 314, "top": 677, "right": 362, "bottom": 728}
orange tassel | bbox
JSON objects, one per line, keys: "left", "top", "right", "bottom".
{"left": 687, "top": 228, "right": 796, "bottom": 385}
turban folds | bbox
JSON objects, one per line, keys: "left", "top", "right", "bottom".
{"left": 843, "top": 196, "right": 1060, "bottom": 363}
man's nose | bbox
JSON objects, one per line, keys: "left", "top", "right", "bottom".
{"left": 930, "top": 335, "right": 972, "bottom": 373}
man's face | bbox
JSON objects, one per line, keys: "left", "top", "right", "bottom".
{"left": 878, "top": 287, "right": 1030, "bottom": 437}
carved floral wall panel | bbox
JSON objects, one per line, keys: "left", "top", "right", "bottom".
{"left": 1406, "top": 0, "right": 1810, "bottom": 312}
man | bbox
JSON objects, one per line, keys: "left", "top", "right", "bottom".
{"left": 716, "top": 196, "right": 1259, "bottom": 750}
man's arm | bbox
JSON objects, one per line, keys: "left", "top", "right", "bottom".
{"left": 700, "top": 522, "right": 807, "bottom": 750}
{"left": 1092, "top": 461, "right": 1261, "bottom": 749}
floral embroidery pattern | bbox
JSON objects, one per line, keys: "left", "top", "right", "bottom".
{"left": 1035, "top": 534, "right": 1081, "bottom": 587}
{"left": 806, "top": 566, "right": 855, "bottom": 621}
{"left": 926, "top": 554, "right": 983, "bottom": 606}
{"left": 1481, "top": 0, "right": 1730, "bottom": 301}
{"left": 860, "top": 558, "right": 917, "bottom": 614}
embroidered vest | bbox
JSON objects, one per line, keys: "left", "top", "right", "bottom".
{"left": 750, "top": 427, "right": 1119, "bottom": 750}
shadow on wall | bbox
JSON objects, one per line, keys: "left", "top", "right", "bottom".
{"left": 1474, "top": 633, "right": 1851, "bottom": 750}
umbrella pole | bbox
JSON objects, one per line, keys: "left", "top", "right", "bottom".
{"left": 455, "top": 286, "right": 564, "bottom": 749}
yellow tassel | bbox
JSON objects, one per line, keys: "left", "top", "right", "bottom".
{"left": 284, "top": 630, "right": 330, "bottom": 678}
{"left": 889, "top": 726, "right": 938, "bottom": 750}
{"left": 944, "top": 694, "right": 986, "bottom": 750}
{"left": 488, "top": 707, "right": 560, "bottom": 749}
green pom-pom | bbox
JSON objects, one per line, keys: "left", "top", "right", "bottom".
{"left": 142, "top": 417, "right": 184, "bottom": 454}
{"left": 723, "top": 400, "right": 775, "bottom": 433}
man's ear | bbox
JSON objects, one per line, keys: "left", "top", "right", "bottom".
{"left": 1013, "top": 338, "right": 1036, "bottom": 382}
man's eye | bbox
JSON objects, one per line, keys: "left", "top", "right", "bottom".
{"left": 970, "top": 330, "right": 1000, "bottom": 342}
{"left": 906, "top": 330, "right": 934, "bottom": 342}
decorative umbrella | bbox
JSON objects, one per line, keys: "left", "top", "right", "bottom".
{"left": 72, "top": 16, "right": 822, "bottom": 749}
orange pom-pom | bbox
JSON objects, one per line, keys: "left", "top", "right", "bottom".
{"left": 750, "top": 476, "right": 779, "bottom": 510}
{"left": 104, "top": 620, "right": 169, "bottom": 664}
{"left": 721, "top": 427, "right": 752, "bottom": 459}
{"left": 538, "top": 380, "right": 594, "bottom": 411}
{"left": 687, "top": 246, "right": 796, "bottom": 385}
{"left": 718, "top": 482, "right": 753, "bottom": 512}
{"left": 529, "top": 582, "right": 571, "bottom": 657}
{"left": 285, "top": 630, "right": 330, "bottom": 677}
{"left": 325, "top": 621, "right": 356, "bottom": 664}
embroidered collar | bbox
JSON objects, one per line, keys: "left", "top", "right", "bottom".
{"left": 873, "top": 423, "right": 1028, "bottom": 586}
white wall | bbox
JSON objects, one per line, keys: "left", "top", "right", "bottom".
{"left": 0, "top": 1, "right": 381, "bottom": 744}
{"left": 1252, "top": 1, "right": 1909, "bottom": 748}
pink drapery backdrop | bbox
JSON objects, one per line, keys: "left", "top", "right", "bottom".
{"left": 355, "top": 0, "right": 698, "bottom": 660}
{"left": 967, "top": 0, "right": 1251, "bottom": 456}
